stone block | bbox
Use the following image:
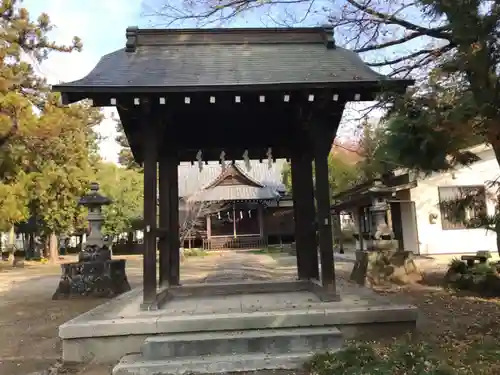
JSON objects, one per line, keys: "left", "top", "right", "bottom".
{"left": 112, "top": 352, "right": 319, "bottom": 375}
{"left": 350, "top": 250, "right": 422, "bottom": 287}
{"left": 52, "top": 259, "right": 131, "bottom": 299}
{"left": 142, "top": 327, "right": 343, "bottom": 359}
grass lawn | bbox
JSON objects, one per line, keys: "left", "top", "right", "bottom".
{"left": 182, "top": 247, "right": 211, "bottom": 257}
{"left": 315, "top": 280, "right": 500, "bottom": 374}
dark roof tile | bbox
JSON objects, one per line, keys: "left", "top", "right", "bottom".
{"left": 54, "top": 27, "right": 399, "bottom": 91}
{"left": 178, "top": 159, "right": 286, "bottom": 198}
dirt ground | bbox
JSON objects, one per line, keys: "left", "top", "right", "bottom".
{"left": 0, "top": 257, "right": 144, "bottom": 375}
{"left": 2, "top": 253, "right": 500, "bottom": 375}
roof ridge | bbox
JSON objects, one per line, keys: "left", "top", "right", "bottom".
{"left": 232, "top": 163, "right": 265, "bottom": 188}
{"left": 202, "top": 163, "right": 266, "bottom": 190}
{"left": 124, "top": 26, "right": 335, "bottom": 52}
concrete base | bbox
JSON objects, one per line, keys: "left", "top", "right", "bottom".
{"left": 112, "top": 327, "right": 344, "bottom": 374}
{"left": 143, "top": 279, "right": 339, "bottom": 310}
{"left": 113, "top": 352, "right": 319, "bottom": 375}
{"left": 59, "top": 280, "right": 418, "bottom": 369}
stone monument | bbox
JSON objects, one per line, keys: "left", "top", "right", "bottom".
{"left": 52, "top": 183, "right": 131, "bottom": 299}
{"left": 350, "top": 194, "right": 421, "bottom": 287}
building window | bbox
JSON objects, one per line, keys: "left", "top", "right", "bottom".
{"left": 438, "top": 185, "right": 487, "bottom": 230}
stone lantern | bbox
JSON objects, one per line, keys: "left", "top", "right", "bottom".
{"left": 78, "top": 182, "right": 111, "bottom": 248}
{"left": 52, "top": 182, "right": 131, "bottom": 299}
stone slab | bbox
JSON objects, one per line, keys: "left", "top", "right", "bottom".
{"left": 59, "top": 284, "right": 417, "bottom": 363}
{"left": 112, "top": 352, "right": 323, "bottom": 375}
{"left": 59, "top": 289, "right": 416, "bottom": 340}
{"left": 168, "top": 279, "right": 310, "bottom": 298}
{"left": 141, "top": 327, "right": 343, "bottom": 359}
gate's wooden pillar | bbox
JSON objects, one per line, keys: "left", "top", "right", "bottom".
{"left": 168, "top": 156, "right": 180, "bottom": 286}
{"left": 291, "top": 152, "right": 319, "bottom": 280}
{"left": 142, "top": 103, "right": 158, "bottom": 306}
{"left": 206, "top": 215, "right": 212, "bottom": 239}
{"left": 158, "top": 155, "right": 171, "bottom": 287}
{"left": 291, "top": 157, "right": 306, "bottom": 279}
{"left": 312, "top": 123, "right": 336, "bottom": 295}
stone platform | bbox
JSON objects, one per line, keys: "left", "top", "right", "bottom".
{"left": 59, "top": 280, "right": 417, "bottom": 374}
{"left": 52, "top": 259, "right": 131, "bottom": 299}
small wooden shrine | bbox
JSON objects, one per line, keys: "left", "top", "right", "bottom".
{"left": 178, "top": 160, "right": 294, "bottom": 250}
{"left": 53, "top": 26, "right": 412, "bottom": 309}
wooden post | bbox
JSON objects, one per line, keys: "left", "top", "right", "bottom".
{"left": 337, "top": 212, "right": 345, "bottom": 254}
{"left": 232, "top": 203, "right": 237, "bottom": 238}
{"left": 291, "top": 156, "right": 307, "bottom": 280}
{"left": 206, "top": 215, "right": 212, "bottom": 239}
{"left": 168, "top": 156, "right": 180, "bottom": 286}
{"left": 142, "top": 104, "right": 158, "bottom": 305}
{"left": 358, "top": 207, "right": 365, "bottom": 251}
{"left": 312, "top": 123, "right": 336, "bottom": 294}
{"left": 158, "top": 155, "right": 170, "bottom": 287}
{"left": 258, "top": 205, "right": 264, "bottom": 237}
{"left": 291, "top": 153, "right": 319, "bottom": 280}
{"left": 301, "top": 154, "right": 319, "bottom": 280}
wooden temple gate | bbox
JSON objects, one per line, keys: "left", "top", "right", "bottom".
{"left": 53, "top": 26, "right": 411, "bottom": 309}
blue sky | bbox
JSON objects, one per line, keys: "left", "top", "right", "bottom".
{"left": 22, "top": 0, "right": 394, "bottom": 162}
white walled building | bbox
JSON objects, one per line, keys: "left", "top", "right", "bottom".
{"left": 405, "top": 144, "right": 498, "bottom": 255}
{"left": 333, "top": 144, "right": 500, "bottom": 256}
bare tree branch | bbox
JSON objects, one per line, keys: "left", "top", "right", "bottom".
{"left": 355, "top": 26, "right": 450, "bottom": 53}
{"left": 344, "top": 0, "right": 451, "bottom": 40}
{"left": 179, "top": 197, "right": 228, "bottom": 243}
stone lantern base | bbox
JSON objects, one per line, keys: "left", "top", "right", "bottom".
{"left": 52, "top": 259, "right": 131, "bottom": 299}
{"left": 350, "top": 250, "right": 422, "bottom": 287}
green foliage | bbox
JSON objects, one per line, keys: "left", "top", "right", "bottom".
{"left": 281, "top": 153, "right": 360, "bottom": 195}
{"left": 327, "top": 154, "right": 360, "bottom": 194}
{"left": 445, "top": 256, "right": 500, "bottom": 295}
{"left": 369, "top": 0, "right": 498, "bottom": 175}
{"left": 356, "top": 121, "right": 390, "bottom": 180}
{"left": 376, "top": 86, "right": 485, "bottom": 175}
{"left": 115, "top": 119, "right": 140, "bottom": 170}
{"left": 0, "top": 1, "right": 98, "bottom": 240}
{"left": 305, "top": 342, "right": 457, "bottom": 375}
{"left": 448, "top": 258, "right": 467, "bottom": 274}
{"left": 181, "top": 248, "right": 208, "bottom": 257}
{"left": 95, "top": 162, "right": 143, "bottom": 237}
{"left": 23, "top": 99, "right": 102, "bottom": 236}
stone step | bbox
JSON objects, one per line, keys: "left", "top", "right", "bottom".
{"left": 142, "top": 326, "right": 343, "bottom": 360}
{"left": 113, "top": 351, "right": 325, "bottom": 375}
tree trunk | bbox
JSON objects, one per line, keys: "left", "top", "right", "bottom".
{"left": 27, "top": 233, "right": 34, "bottom": 259}
{"left": 7, "top": 225, "right": 15, "bottom": 266}
{"left": 48, "top": 232, "right": 58, "bottom": 263}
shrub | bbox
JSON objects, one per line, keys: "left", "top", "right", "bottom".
{"left": 304, "top": 342, "right": 458, "bottom": 375}
{"left": 445, "top": 258, "right": 500, "bottom": 295}
{"left": 181, "top": 248, "right": 208, "bottom": 257}
{"left": 448, "top": 258, "right": 467, "bottom": 274}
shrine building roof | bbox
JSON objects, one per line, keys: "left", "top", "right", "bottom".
{"left": 178, "top": 159, "right": 286, "bottom": 202}
{"left": 53, "top": 26, "right": 411, "bottom": 102}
